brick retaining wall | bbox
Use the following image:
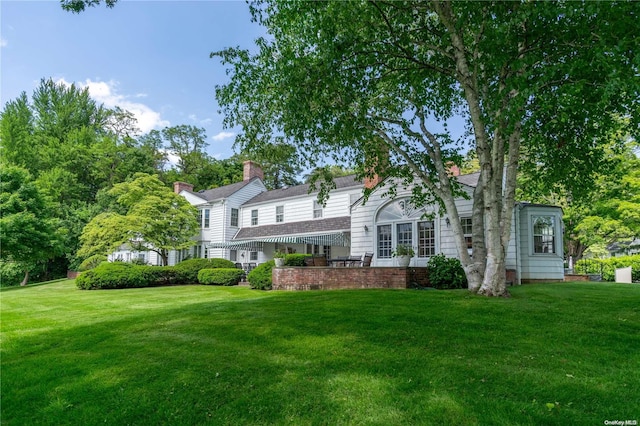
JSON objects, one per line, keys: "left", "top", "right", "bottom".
{"left": 272, "top": 266, "right": 431, "bottom": 291}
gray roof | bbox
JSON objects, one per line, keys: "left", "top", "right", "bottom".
{"left": 243, "top": 175, "right": 363, "bottom": 206}
{"left": 186, "top": 177, "right": 260, "bottom": 202}
{"left": 235, "top": 216, "right": 351, "bottom": 239}
{"left": 455, "top": 172, "right": 480, "bottom": 187}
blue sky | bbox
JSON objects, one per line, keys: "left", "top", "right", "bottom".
{"left": 1, "top": 0, "right": 265, "bottom": 160}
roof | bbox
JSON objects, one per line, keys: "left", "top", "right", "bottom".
{"left": 185, "top": 177, "right": 261, "bottom": 202}
{"left": 243, "top": 175, "right": 363, "bottom": 206}
{"left": 235, "top": 216, "right": 351, "bottom": 239}
{"left": 455, "top": 172, "right": 480, "bottom": 187}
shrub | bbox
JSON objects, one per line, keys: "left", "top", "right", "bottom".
{"left": 76, "top": 262, "right": 147, "bottom": 290}
{"left": 575, "top": 255, "right": 640, "bottom": 282}
{"left": 173, "top": 258, "right": 235, "bottom": 284}
{"left": 285, "top": 254, "right": 310, "bottom": 266}
{"left": 198, "top": 268, "right": 244, "bottom": 286}
{"left": 75, "top": 262, "right": 179, "bottom": 290}
{"left": 0, "top": 261, "right": 24, "bottom": 287}
{"left": 426, "top": 254, "right": 468, "bottom": 289}
{"left": 247, "top": 261, "right": 275, "bottom": 290}
{"left": 78, "top": 255, "right": 107, "bottom": 271}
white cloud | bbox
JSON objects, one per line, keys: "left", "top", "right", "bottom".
{"left": 57, "top": 78, "right": 169, "bottom": 133}
{"left": 0, "top": 37, "right": 7, "bottom": 47}
{"left": 212, "top": 131, "right": 235, "bottom": 141}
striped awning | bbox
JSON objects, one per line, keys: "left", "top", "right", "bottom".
{"left": 208, "top": 232, "right": 349, "bottom": 250}
{"left": 208, "top": 240, "right": 265, "bottom": 250}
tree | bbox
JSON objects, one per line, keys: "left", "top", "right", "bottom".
{"left": 1, "top": 78, "right": 161, "bottom": 276}
{"left": 520, "top": 137, "right": 640, "bottom": 263}
{"left": 0, "top": 166, "right": 63, "bottom": 285}
{"left": 214, "top": 1, "right": 639, "bottom": 296}
{"left": 78, "top": 174, "right": 199, "bottom": 266}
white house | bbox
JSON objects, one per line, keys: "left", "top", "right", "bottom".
{"left": 112, "top": 160, "right": 564, "bottom": 283}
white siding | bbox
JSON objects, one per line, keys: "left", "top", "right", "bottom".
{"left": 517, "top": 205, "right": 564, "bottom": 281}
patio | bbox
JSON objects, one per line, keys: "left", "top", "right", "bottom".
{"left": 272, "top": 265, "right": 430, "bottom": 290}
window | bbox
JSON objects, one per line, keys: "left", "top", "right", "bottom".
{"left": 377, "top": 224, "right": 392, "bottom": 258}
{"left": 323, "top": 245, "right": 331, "bottom": 259}
{"left": 230, "top": 250, "right": 237, "bottom": 262}
{"left": 230, "top": 208, "right": 239, "bottom": 227}
{"left": 198, "top": 210, "right": 203, "bottom": 227}
{"left": 461, "top": 217, "right": 473, "bottom": 250}
{"left": 195, "top": 244, "right": 202, "bottom": 259}
{"left": 313, "top": 200, "right": 323, "bottom": 218}
{"left": 251, "top": 209, "right": 258, "bottom": 226}
{"left": 396, "top": 222, "right": 412, "bottom": 248}
{"left": 203, "top": 209, "right": 210, "bottom": 228}
{"left": 249, "top": 251, "right": 258, "bottom": 261}
{"left": 533, "top": 216, "right": 556, "bottom": 254}
{"left": 276, "top": 205, "right": 284, "bottom": 223}
{"left": 418, "top": 221, "right": 435, "bottom": 257}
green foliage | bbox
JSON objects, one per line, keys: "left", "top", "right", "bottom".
{"left": 173, "top": 258, "right": 235, "bottom": 284}
{"left": 197, "top": 268, "right": 244, "bottom": 286}
{"left": 77, "top": 255, "right": 107, "bottom": 271}
{"left": 426, "top": 254, "right": 468, "bottom": 289}
{"left": 0, "top": 261, "right": 24, "bottom": 287}
{"left": 75, "top": 262, "right": 179, "bottom": 290}
{"left": 78, "top": 173, "right": 199, "bottom": 265}
{"left": 575, "top": 255, "right": 640, "bottom": 282}
{"left": 392, "top": 245, "right": 415, "bottom": 257}
{"left": 247, "top": 260, "right": 274, "bottom": 290}
{"left": 0, "top": 165, "right": 64, "bottom": 283}
{"left": 284, "top": 254, "right": 309, "bottom": 266}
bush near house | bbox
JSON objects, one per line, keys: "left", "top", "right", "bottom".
{"left": 198, "top": 268, "right": 244, "bottom": 286}
{"left": 575, "top": 254, "right": 640, "bottom": 282}
{"left": 426, "top": 254, "right": 468, "bottom": 289}
{"left": 284, "top": 254, "right": 311, "bottom": 266}
{"left": 172, "top": 258, "right": 235, "bottom": 284}
{"left": 247, "top": 260, "right": 275, "bottom": 290}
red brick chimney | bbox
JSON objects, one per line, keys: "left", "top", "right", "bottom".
{"left": 446, "top": 162, "right": 461, "bottom": 177}
{"left": 243, "top": 160, "right": 264, "bottom": 181}
{"left": 173, "top": 181, "right": 194, "bottom": 194}
{"left": 364, "top": 150, "right": 389, "bottom": 190}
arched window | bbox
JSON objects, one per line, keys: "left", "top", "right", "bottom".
{"left": 375, "top": 198, "right": 436, "bottom": 259}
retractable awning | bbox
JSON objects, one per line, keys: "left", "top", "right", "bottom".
{"left": 208, "top": 240, "right": 265, "bottom": 250}
{"left": 208, "top": 232, "right": 349, "bottom": 250}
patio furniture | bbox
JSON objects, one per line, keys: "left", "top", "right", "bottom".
{"left": 361, "top": 252, "right": 373, "bottom": 267}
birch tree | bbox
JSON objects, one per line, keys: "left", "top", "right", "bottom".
{"left": 213, "top": 1, "right": 639, "bottom": 296}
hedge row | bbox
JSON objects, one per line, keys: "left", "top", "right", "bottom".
{"left": 198, "top": 268, "right": 244, "bottom": 286}
{"left": 76, "top": 258, "right": 237, "bottom": 290}
{"left": 575, "top": 255, "right": 640, "bottom": 282}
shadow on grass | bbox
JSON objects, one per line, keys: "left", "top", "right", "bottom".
{"left": 2, "top": 284, "right": 639, "bottom": 425}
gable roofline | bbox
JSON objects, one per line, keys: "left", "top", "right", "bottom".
{"left": 242, "top": 174, "right": 363, "bottom": 206}
{"left": 349, "top": 172, "right": 481, "bottom": 211}
{"left": 183, "top": 176, "right": 264, "bottom": 203}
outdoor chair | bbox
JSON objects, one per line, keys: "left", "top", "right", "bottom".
{"left": 361, "top": 252, "right": 373, "bottom": 267}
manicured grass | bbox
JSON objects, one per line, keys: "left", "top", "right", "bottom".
{"left": 1, "top": 281, "right": 639, "bottom": 425}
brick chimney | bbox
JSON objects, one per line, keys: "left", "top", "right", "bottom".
{"left": 446, "top": 162, "right": 461, "bottom": 177}
{"left": 364, "top": 150, "right": 389, "bottom": 190}
{"left": 173, "top": 181, "right": 194, "bottom": 194}
{"left": 243, "top": 160, "right": 264, "bottom": 181}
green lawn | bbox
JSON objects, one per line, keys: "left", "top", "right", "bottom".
{"left": 1, "top": 281, "right": 639, "bottom": 425}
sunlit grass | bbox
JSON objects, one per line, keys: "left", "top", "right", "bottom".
{"left": 1, "top": 281, "right": 638, "bottom": 425}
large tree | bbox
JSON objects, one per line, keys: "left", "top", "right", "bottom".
{"left": 78, "top": 173, "right": 199, "bottom": 266}
{"left": 520, "top": 136, "right": 640, "bottom": 263}
{"left": 0, "top": 166, "right": 63, "bottom": 285}
{"left": 213, "top": 1, "right": 639, "bottom": 296}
